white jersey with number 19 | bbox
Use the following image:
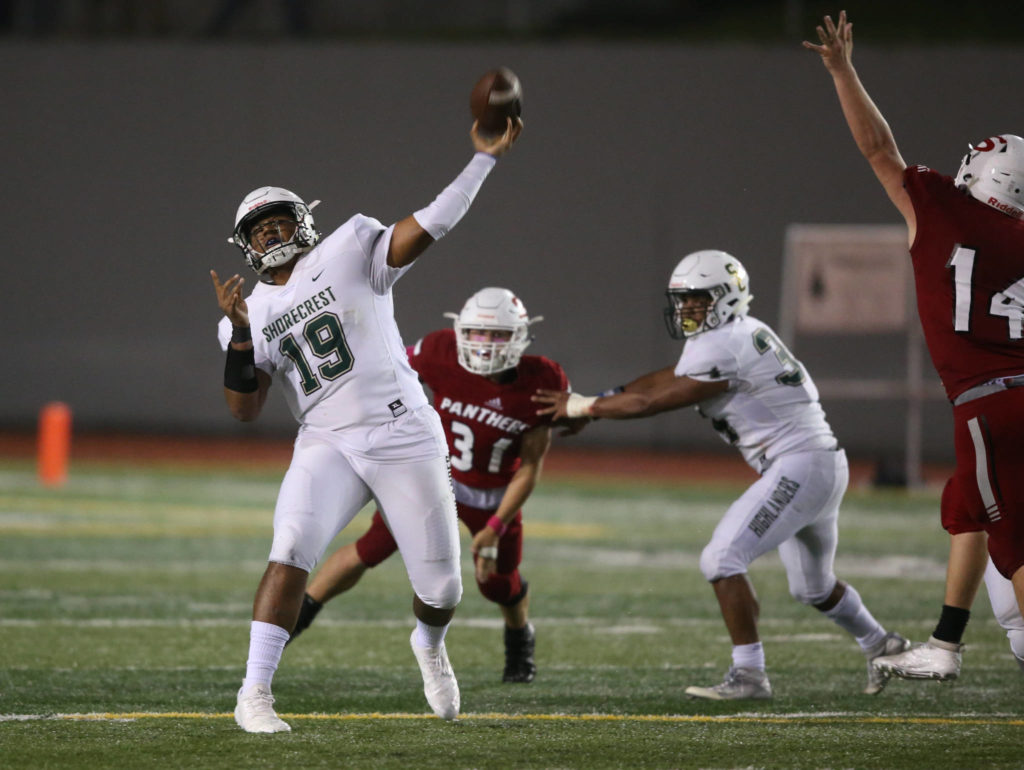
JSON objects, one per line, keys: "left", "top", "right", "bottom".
{"left": 217, "top": 214, "right": 429, "bottom": 431}
{"left": 675, "top": 315, "right": 837, "bottom": 473}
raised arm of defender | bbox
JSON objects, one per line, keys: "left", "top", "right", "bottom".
{"left": 804, "top": 10, "right": 916, "bottom": 243}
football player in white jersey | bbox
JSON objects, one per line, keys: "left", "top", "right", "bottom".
{"left": 210, "top": 116, "right": 522, "bottom": 733}
{"left": 535, "top": 250, "right": 908, "bottom": 699}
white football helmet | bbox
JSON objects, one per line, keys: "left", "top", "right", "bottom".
{"left": 664, "top": 250, "right": 752, "bottom": 339}
{"left": 954, "top": 134, "right": 1024, "bottom": 219}
{"left": 228, "top": 186, "right": 321, "bottom": 274}
{"left": 443, "top": 287, "right": 542, "bottom": 375}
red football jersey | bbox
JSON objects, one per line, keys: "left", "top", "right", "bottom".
{"left": 905, "top": 166, "right": 1024, "bottom": 400}
{"left": 408, "top": 328, "right": 569, "bottom": 489}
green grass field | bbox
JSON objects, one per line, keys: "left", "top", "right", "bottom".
{"left": 1, "top": 458, "right": 1021, "bottom": 769}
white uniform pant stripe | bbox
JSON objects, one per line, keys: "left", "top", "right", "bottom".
{"left": 967, "top": 416, "right": 1002, "bottom": 522}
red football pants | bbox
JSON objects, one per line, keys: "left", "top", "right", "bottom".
{"left": 941, "top": 387, "right": 1024, "bottom": 579}
{"left": 356, "top": 502, "right": 525, "bottom": 605}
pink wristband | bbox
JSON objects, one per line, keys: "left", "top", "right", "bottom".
{"left": 487, "top": 515, "right": 508, "bottom": 537}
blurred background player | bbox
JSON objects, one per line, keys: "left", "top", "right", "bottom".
{"left": 805, "top": 10, "right": 1024, "bottom": 680}
{"left": 288, "top": 287, "right": 571, "bottom": 684}
{"left": 211, "top": 117, "right": 522, "bottom": 732}
{"left": 535, "top": 250, "right": 908, "bottom": 699}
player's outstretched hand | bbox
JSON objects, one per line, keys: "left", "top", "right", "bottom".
{"left": 533, "top": 388, "right": 570, "bottom": 420}
{"left": 472, "top": 117, "right": 523, "bottom": 157}
{"left": 802, "top": 10, "right": 853, "bottom": 73}
{"left": 210, "top": 269, "right": 249, "bottom": 329}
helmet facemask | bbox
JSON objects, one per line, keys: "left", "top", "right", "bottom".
{"left": 664, "top": 288, "right": 718, "bottom": 339}
{"left": 228, "top": 187, "right": 321, "bottom": 275}
{"left": 451, "top": 322, "right": 531, "bottom": 375}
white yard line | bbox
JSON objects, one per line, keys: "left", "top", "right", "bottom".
{"left": 0, "top": 616, "right": 955, "bottom": 630}
{"left": 2, "top": 711, "right": 1022, "bottom": 726}
{"left": 0, "top": 552, "right": 946, "bottom": 579}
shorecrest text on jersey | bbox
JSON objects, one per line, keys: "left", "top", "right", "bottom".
{"left": 262, "top": 287, "right": 338, "bottom": 343}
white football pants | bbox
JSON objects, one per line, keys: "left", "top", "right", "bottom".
{"left": 268, "top": 406, "right": 462, "bottom": 610}
{"left": 983, "top": 556, "right": 1024, "bottom": 664}
{"left": 699, "top": 448, "right": 848, "bottom": 605}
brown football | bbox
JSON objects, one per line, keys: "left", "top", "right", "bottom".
{"left": 470, "top": 67, "right": 522, "bottom": 136}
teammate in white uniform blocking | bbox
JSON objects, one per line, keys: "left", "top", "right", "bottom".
{"left": 535, "top": 250, "right": 908, "bottom": 700}
{"left": 210, "top": 117, "right": 521, "bottom": 733}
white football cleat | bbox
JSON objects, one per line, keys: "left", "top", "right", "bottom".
{"left": 410, "top": 630, "right": 460, "bottom": 720}
{"left": 685, "top": 666, "right": 772, "bottom": 701}
{"left": 234, "top": 683, "right": 292, "bottom": 733}
{"left": 872, "top": 636, "right": 962, "bottom": 681}
{"left": 864, "top": 631, "right": 911, "bottom": 694}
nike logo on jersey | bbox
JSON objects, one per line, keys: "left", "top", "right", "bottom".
{"left": 312, "top": 270, "right": 325, "bottom": 281}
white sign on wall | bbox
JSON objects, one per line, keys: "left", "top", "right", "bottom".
{"left": 778, "top": 223, "right": 941, "bottom": 488}
{"left": 782, "top": 224, "right": 910, "bottom": 334}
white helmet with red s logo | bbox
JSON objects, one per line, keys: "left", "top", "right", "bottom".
{"left": 955, "top": 134, "right": 1024, "bottom": 219}
{"left": 443, "top": 287, "right": 542, "bottom": 375}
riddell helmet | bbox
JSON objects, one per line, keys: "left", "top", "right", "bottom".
{"left": 954, "top": 134, "right": 1024, "bottom": 219}
{"left": 228, "top": 186, "right": 321, "bottom": 274}
{"left": 443, "top": 287, "right": 542, "bottom": 375}
{"left": 664, "top": 250, "right": 752, "bottom": 339}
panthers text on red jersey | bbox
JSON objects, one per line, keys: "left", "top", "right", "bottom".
{"left": 408, "top": 328, "right": 568, "bottom": 490}
{"left": 905, "top": 166, "right": 1024, "bottom": 400}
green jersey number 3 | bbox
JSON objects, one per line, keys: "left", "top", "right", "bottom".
{"left": 752, "top": 327, "right": 805, "bottom": 387}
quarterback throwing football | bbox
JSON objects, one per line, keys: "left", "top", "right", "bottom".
{"left": 211, "top": 118, "right": 521, "bottom": 733}
{"left": 288, "top": 287, "right": 570, "bottom": 685}
{"left": 535, "top": 250, "right": 907, "bottom": 699}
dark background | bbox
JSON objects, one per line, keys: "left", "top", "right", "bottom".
{"left": 4, "top": 1, "right": 1023, "bottom": 463}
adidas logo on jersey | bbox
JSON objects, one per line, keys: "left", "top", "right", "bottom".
{"left": 484, "top": 397, "right": 504, "bottom": 411}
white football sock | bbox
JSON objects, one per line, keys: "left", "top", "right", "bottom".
{"left": 242, "top": 620, "right": 291, "bottom": 691}
{"left": 731, "top": 641, "right": 765, "bottom": 671}
{"left": 413, "top": 618, "right": 450, "bottom": 649}
{"left": 823, "top": 584, "right": 885, "bottom": 651}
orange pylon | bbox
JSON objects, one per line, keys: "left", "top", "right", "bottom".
{"left": 38, "top": 402, "right": 72, "bottom": 487}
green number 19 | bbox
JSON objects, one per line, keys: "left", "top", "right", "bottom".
{"left": 279, "top": 312, "right": 354, "bottom": 395}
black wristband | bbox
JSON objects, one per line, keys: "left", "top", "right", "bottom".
{"left": 224, "top": 345, "right": 259, "bottom": 393}
{"left": 231, "top": 325, "right": 252, "bottom": 344}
